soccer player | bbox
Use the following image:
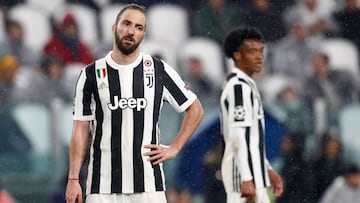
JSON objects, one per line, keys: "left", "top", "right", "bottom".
{"left": 220, "top": 27, "right": 283, "bottom": 203}
{"left": 65, "top": 4, "right": 204, "bottom": 203}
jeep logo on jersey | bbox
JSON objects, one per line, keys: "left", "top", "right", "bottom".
{"left": 108, "top": 96, "right": 147, "bottom": 111}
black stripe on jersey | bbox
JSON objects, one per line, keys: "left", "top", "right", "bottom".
{"left": 132, "top": 63, "right": 145, "bottom": 192}
{"left": 159, "top": 61, "right": 187, "bottom": 106}
{"left": 234, "top": 84, "right": 243, "bottom": 106}
{"left": 238, "top": 78, "right": 254, "bottom": 107}
{"left": 226, "top": 72, "right": 237, "bottom": 81}
{"left": 224, "top": 98, "right": 229, "bottom": 112}
{"left": 73, "top": 69, "right": 83, "bottom": 99}
{"left": 258, "top": 120, "right": 267, "bottom": 186}
{"left": 152, "top": 58, "right": 164, "bottom": 191}
{"left": 232, "top": 158, "right": 240, "bottom": 192}
{"left": 87, "top": 64, "right": 103, "bottom": 194}
{"left": 108, "top": 65, "right": 123, "bottom": 193}
{"left": 245, "top": 127, "right": 254, "bottom": 179}
{"left": 234, "top": 84, "right": 244, "bottom": 122}
{"left": 83, "top": 63, "right": 95, "bottom": 116}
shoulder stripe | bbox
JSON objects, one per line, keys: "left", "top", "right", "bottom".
{"left": 226, "top": 72, "right": 237, "bottom": 81}
{"left": 156, "top": 59, "right": 187, "bottom": 106}
{"left": 83, "top": 63, "right": 96, "bottom": 116}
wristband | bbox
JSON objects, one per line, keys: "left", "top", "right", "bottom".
{"left": 68, "top": 178, "right": 79, "bottom": 181}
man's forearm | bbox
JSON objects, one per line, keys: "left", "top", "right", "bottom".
{"left": 68, "top": 120, "right": 90, "bottom": 179}
{"left": 170, "top": 99, "right": 204, "bottom": 152}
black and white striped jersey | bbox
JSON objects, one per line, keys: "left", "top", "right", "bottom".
{"left": 73, "top": 51, "right": 197, "bottom": 194}
{"left": 220, "top": 68, "right": 271, "bottom": 193}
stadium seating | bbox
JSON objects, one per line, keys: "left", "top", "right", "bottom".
{"left": 177, "top": 37, "right": 226, "bottom": 89}
{"left": 147, "top": 3, "right": 189, "bottom": 47}
{"left": 320, "top": 37, "right": 360, "bottom": 81}
{"left": 338, "top": 103, "right": 360, "bottom": 166}
{"left": 99, "top": 3, "right": 125, "bottom": 43}
{"left": 25, "top": 0, "right": 65, "bottom": 14}
{"left": 7, "top": 4, "right": 51, "bottom": 51}
{"left": 257, "top": 74, "right": 294, "bottom": 103}
{"left": 140, "top": 38, "right": 178, "bottom": 70}
{"left": 11, "top": 102, "right": 51, "bottom": 154}
{"left": 0, "top": 10, "right": 5, "bottom": 42}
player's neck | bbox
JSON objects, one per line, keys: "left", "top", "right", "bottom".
{"left": 111, "top": 48, "right": 140, "bottom": 65}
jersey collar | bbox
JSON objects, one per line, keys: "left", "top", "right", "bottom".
{"left": 105, "top": 51, "right": 144, "bottom": 70}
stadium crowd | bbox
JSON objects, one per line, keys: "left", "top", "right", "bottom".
{"left": 0, "top": 0, "right": 360, "bottom": 202}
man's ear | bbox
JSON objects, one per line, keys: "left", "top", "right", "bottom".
{"left": 112, "top": 24, "right": 116, "bottom": 34}
{"left": 233, "top": 52, "right": 241, "bottom": 61}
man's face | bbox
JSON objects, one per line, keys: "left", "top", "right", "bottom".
{"left": 113, "top": 9, "right": 146, "bottom": 55}
{"left": 237, "top": 39, "right": 264, "bottom": 76}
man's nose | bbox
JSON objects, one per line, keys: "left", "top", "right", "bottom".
{"left": 128, "top": 26, "right": 135, "bottom": 34}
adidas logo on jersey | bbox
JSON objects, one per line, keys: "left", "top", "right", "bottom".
{"left": 108, "top": 96, "right": 147, "bottom": 111}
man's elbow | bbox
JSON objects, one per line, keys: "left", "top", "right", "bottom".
{"left": 189, "top": 99, "right": 204, "bottom": 123}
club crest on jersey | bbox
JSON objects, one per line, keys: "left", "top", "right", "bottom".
{"left": 97, "top": 67, "right": 107, "bottom": 79}
{"left": 144, "top": 68, "right": 154, "bottom": 88}
{"left": 234, "top": 105, "right": 245, "bottom": 121}
{"left": 108, "top": 95, "right": 147, "bottom": 111}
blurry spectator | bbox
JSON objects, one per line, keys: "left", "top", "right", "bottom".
{"left": 43, "top": 13, "right": 94, "bottom": 65}
{"left": 0, "top": 55, "right": 20, "bottom": 104}
{"left": 312, "top": 132, "right": 346, "bottom": 202}
{"left": 319, "top": 163, "right": 360, "bottom": 203}
{"left": 202, "top": 137, "right": 226, "bottom": 203}
{"left": 265, "top": 84, "right": 313, "bottom": 136}
{"left": 284, "top": 0, "right": 337, "bottom": 38}
{"left": 269, "top": 12, "right": 318, "bottom": 84}
{"left": 0, "top": 19, "right": 40, "bottom": 67}
{"left": 12, "top": 55, "right": 73, "bottom": 103}
{"left": 302, "top": 51, "right": 358, "bottom": 128}
{"left": 192, "top": 0, "right": 246, "bottom": 43}
{"left": 276, "top": 131, "right": 314, "bottom": 203}
{"left": 0, "top": 56, "right": 32, "bottom": 164}
{"left": 334, "top": 0, "right": 360, "bottom": 51}
{"left": 166, "top": 186, "right": 192, "bottom": 203}
{"left": 0, "top": 101, "right": 32, "bottom": 155}
{"left": 245, "top": 0, "right": 286, "bottom": 43}
{"left": 183, "top": 57, "right": 219, "bottom": 101}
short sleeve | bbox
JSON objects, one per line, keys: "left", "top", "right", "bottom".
{"left": 227, "top": 82, "right": 253, "bottom": 127}
{"left": 161, "top": 61, "right": 197, "bottom": 112}
{"left": 73, "top": 68, "right": 95, "bottom": 121}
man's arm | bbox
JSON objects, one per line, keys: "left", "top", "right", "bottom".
{"left": 65, "top": 120, "right": 90, "bottom": 203}
{"left": 144, "top": 98, "right": 204, "bottom": 165}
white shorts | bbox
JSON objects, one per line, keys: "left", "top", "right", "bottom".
{"left": 86, "top": 192, "right": 167, "bottom": 203}
{"left": 227, "top": 188, "right": 270, "bottom": 203}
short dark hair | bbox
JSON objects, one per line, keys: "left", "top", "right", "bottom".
{"left": 223, "top": 27, "right": 264, "bottom": 59}
{"left": 115, "top": 3, "right": 146, "bottom": 24}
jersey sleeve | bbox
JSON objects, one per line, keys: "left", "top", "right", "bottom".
{"left": 224, "top": 80, "right": 255, "bottom": 181}
{"left": 161, "top": 61, "right": 197, "bottom": 113}
{"left": 227, "top": 81, "right": 253, "bottom": 127}
{"left": 73, "top": 68, "right": 95, "bottom": 121}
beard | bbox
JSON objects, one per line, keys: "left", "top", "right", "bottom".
{"left": 115, "top": 31, "right": 141, "bottom": 55}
